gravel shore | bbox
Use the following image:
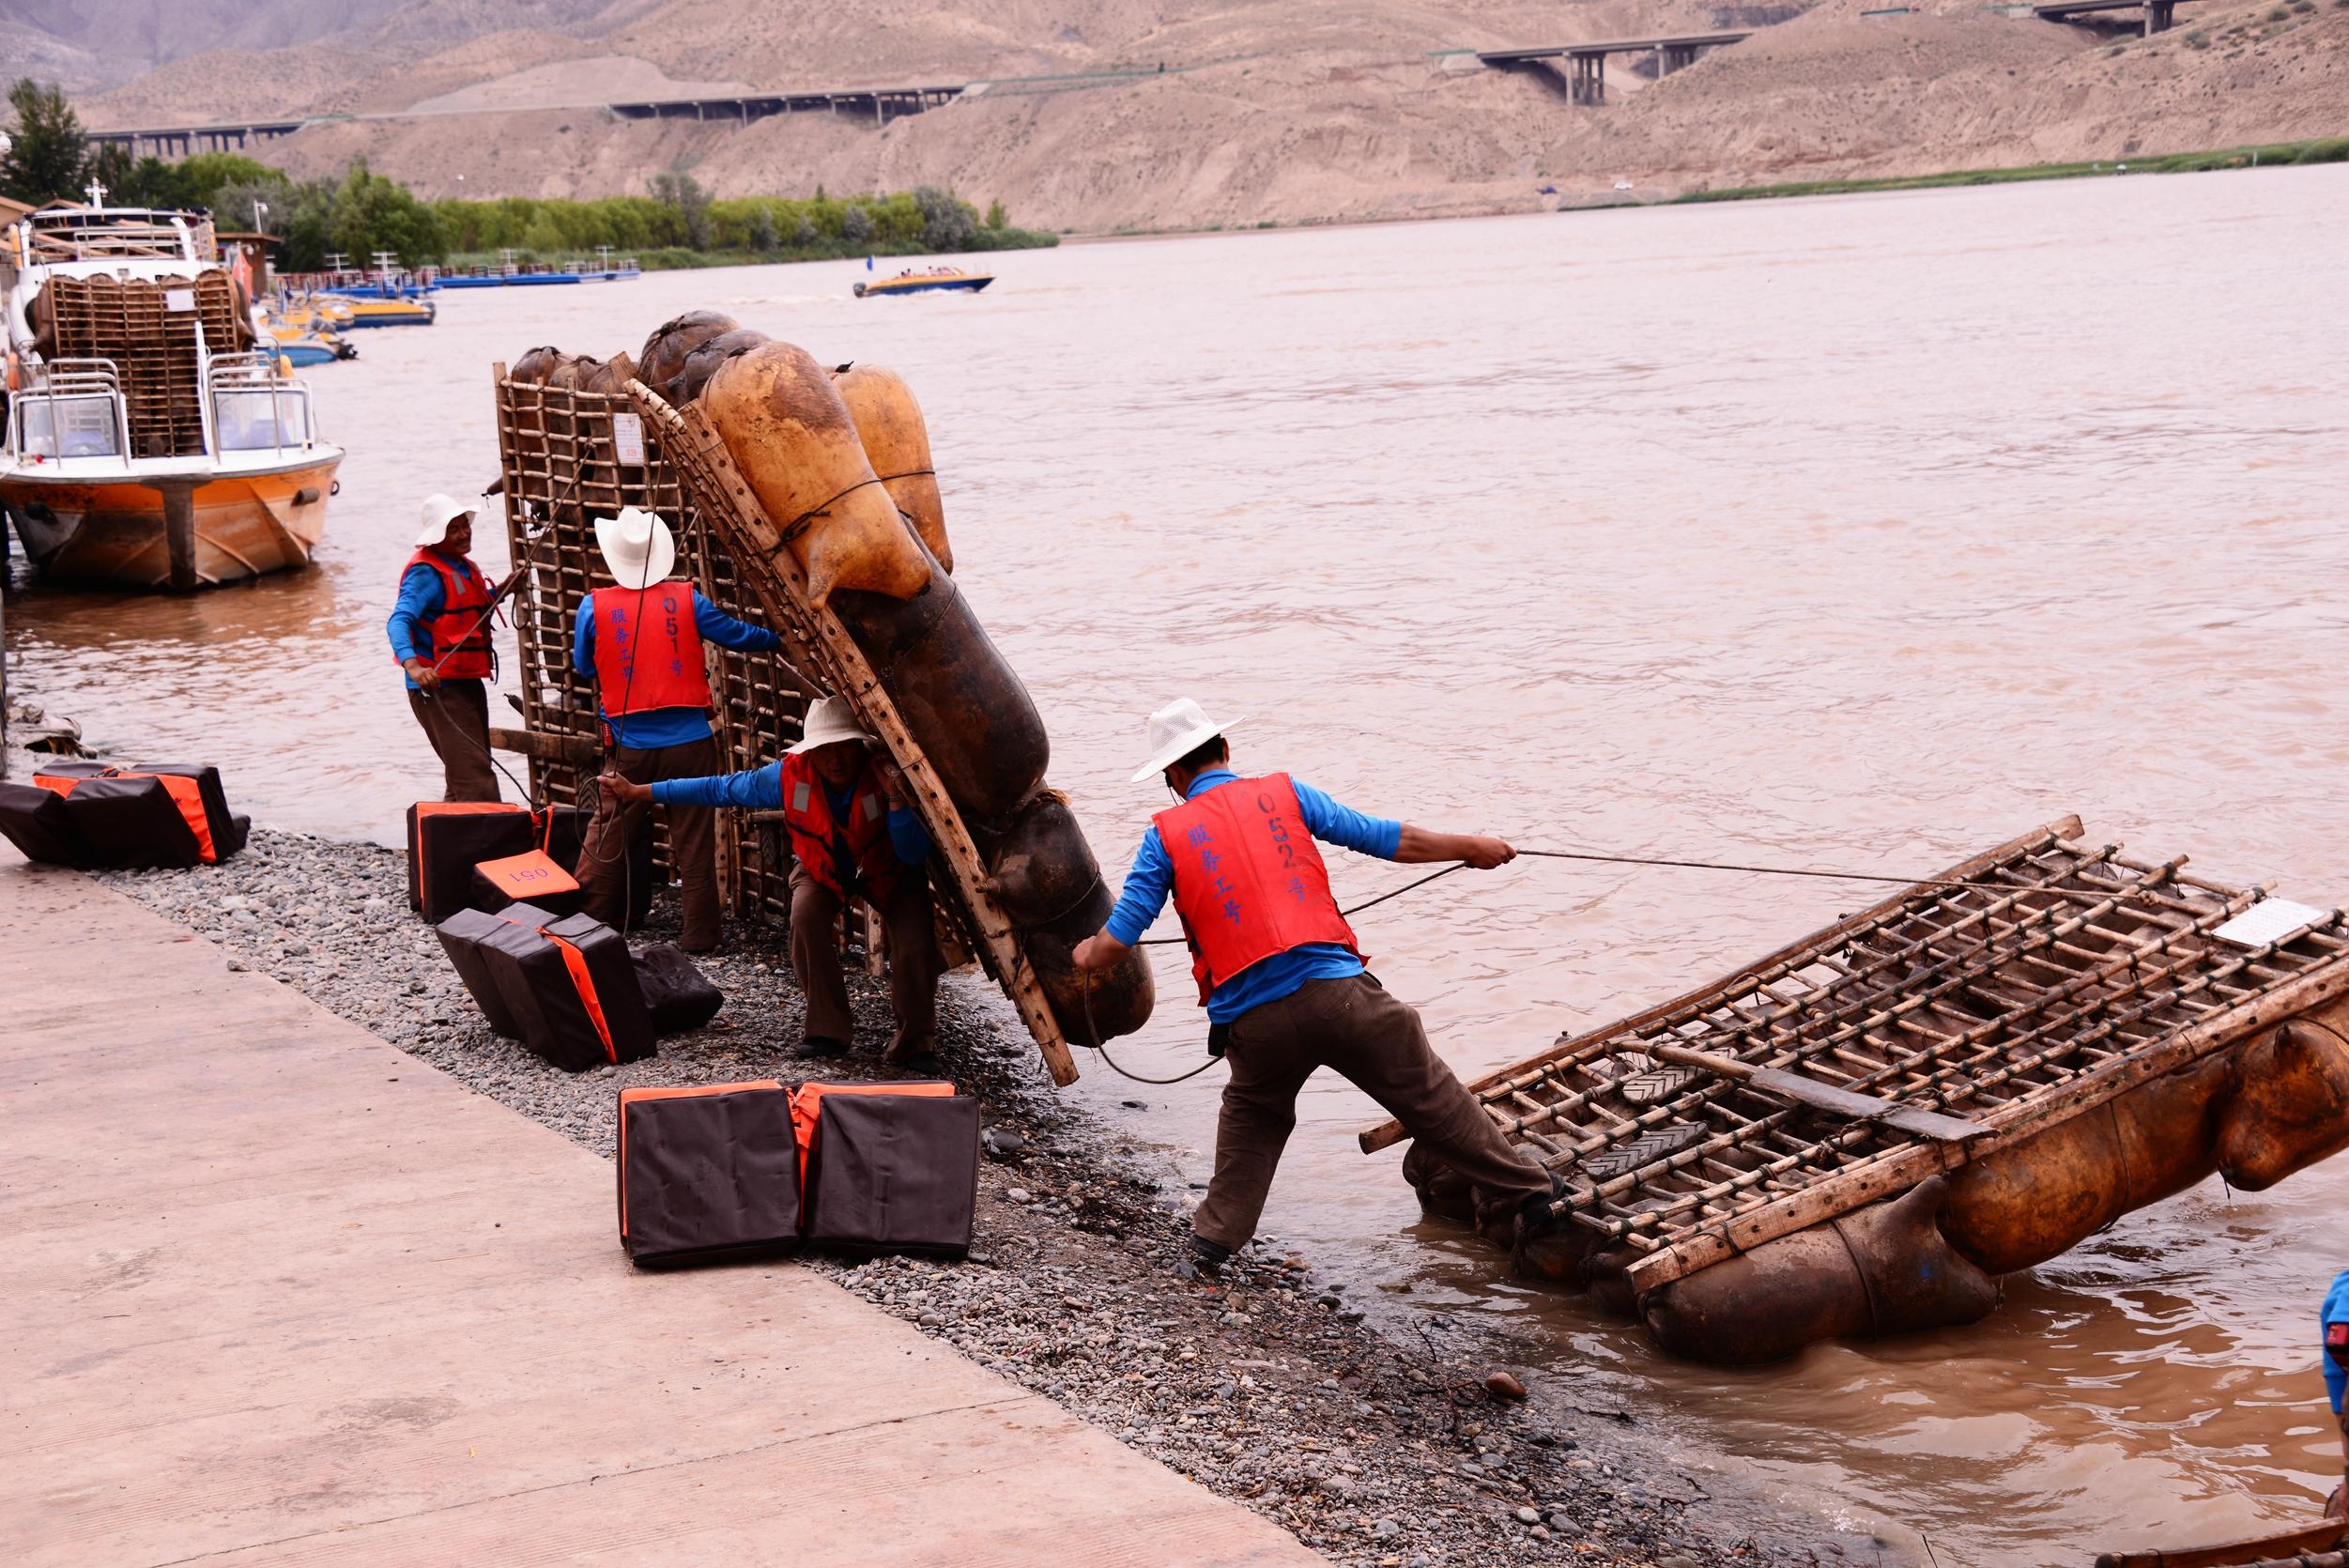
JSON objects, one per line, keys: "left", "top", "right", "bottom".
{"left": 94, "top": 826, "right": 1846, "bottom": 1566}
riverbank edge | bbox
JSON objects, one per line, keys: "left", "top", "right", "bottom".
{"left": 62, "top": 805, "right": 1850, "bottom": 1567}
{"left": 446, "top": 227, "right": 1059, "bottom": 273}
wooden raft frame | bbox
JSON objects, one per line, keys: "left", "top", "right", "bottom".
{"left": 1360, "top": 815, "right": 2349, "bottom": 1292}
{"left": 488, "top": 362, "right": 813, "bottom": 919}
{"left": 617, "top": 370, "right": 1082, "bottom": 1087}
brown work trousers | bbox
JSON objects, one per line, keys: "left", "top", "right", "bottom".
{"left": 1191, "top": 974, "right": 1552, "bottom": 1253}
{"left": 407, "top": 679, "right": 501, "bottom": 803}
{"left": 576, "top": 736, "right": 721, "bottom": 951}
{"left": 790, "top": 867, "right": 941, "bottom": 1056}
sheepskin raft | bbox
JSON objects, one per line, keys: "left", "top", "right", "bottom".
{"left": 1366, "top": 816, "right": 2349, "bottom": 1364}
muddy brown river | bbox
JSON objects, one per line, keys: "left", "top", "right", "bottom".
{"left": 9, "top": 165, "right": 2348, "bottom": 1563}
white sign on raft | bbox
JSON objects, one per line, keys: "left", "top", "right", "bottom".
{"left": 610, "top": 413, "right": 645, "bottom": 468}
{"left": 163, "top": 288, "right": 194, "bottom": 312}
{"left": 2214, "top": 898, "right": 2331, "bottom": 950}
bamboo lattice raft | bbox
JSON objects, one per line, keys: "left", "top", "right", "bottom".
{"left": 488, "top": 362, "right": 813, "bottom": 921}
{"left": 1367, "top": 816, "right": 2349, "bottom": 1363}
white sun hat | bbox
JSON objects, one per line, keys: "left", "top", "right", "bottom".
{"left": 594, "top": 505, "right": 677, "bottom": 590}
{"left": 788, "top": 695, "right": 876, "bottom": 756}
{"left": 415, "top": 491, "right": 476, "bottom": 546}
{"left": 1129, "top": 698, "right": 1242, "bottom": 783}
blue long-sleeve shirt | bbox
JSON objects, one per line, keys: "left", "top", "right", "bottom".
{"left": 1104, "top": 768, "right": 1401, "bottom": 1022}
{"left": 651, "top": 761, "right": 931, "bottom": 867}
{"left": 2323, "top": 1269, "right": 2349, "bottom": 1413}
{"left": 387, "top": 557, "right": 484, "bottom": 690}
{"left": 573, "top": 588, "right": 782, "bottom": 749}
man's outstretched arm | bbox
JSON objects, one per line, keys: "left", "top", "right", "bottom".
{"left": 1393, "top": 824, "right": 1515, "bottom": 869}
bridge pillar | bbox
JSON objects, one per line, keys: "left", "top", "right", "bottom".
{"left": 1660, "top": 43, "right": 1699, "bottom": 74}
{"left": 2144, "top": 0, "right": 2173, "bottom": 31}
{"left": 1570, "top": 50, "right": 1605, "bottom": 106}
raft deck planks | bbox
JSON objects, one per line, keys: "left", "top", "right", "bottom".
{"left": 1363, "top": 816, "right": 2349, "bottom": 1290}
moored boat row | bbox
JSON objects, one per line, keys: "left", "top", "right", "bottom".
{"left": 0, "top": 198, "right": 343, "bottom": 591}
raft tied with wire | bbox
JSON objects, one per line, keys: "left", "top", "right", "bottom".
{"left": 1369, "top": 816, "right": 2349, "bottom": 1365}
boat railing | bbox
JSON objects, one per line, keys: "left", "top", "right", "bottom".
{"left": 207, "top": 352, "right": 318, "bottom": 455}
{"left": 10, "top": 358, "right": 131, "bottom": 463}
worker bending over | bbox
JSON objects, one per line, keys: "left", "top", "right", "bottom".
{"left": 574, "top": 507, "right": 782, "bottom": 951}
{"left": 1072, "top": 699, "right": 1560, "bottom": 1280}
{"left": 388, "top": 492, "right": 503, "bottom": 802}
{"left": 600, "top": 696, "right": 941, "bottom": 1065}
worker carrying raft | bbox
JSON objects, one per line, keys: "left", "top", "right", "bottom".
{"left": 388, "top": 492, "right": 505, "bottom": 803}
{"left": 600, "top": 695, "right": 942, "bottom": 1067}
{"left": 573, "top": 506, "right": 784, "bottom": 951}
{"left": 1071, "top": 699, "right": 1563, "bottom": 1280}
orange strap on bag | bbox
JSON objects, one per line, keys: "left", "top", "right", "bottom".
{"left": 617, "top": 1081, "right": 783, "bottom": 1237}
{"left": 37, "top": 769, "right": 217, "bottom": 863}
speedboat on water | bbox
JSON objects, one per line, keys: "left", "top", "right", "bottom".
{"left": 0, "top": 197, "right": 342, "bottom": 590}
{"left": 852, "top": 267, "right": 993, "bottom": 299}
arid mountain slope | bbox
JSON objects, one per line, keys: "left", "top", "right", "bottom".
{"left": 50, "top": 0, "right": 2349, "bottom": 231}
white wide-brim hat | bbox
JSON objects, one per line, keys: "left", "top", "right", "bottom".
{"left": 1130, "top": 697, "right": 1242, "bottom": 783}
{"left": 788, "top": 695, "right": 876, "bottom": 756}
{"left": 594, "top": 505, "right": 677, "bottom": 589}
{"left": 415, "top": 491, "right": 476, "bottom": 547}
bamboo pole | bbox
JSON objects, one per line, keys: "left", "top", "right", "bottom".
{"left": 620, "top": 377, "right": 1082, "bottom": 1088}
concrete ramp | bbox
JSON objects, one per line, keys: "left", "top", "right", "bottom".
{"left": 0, "top": 855, "right": 1317, "bottom": 1566}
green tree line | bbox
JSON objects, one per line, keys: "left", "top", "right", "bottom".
{"left": 0, "top": 78, "right": 1052, "bottom": 272}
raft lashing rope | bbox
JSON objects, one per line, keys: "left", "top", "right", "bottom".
{"left": 1082, "top": 841, "right": 2176, "bottom": 1086}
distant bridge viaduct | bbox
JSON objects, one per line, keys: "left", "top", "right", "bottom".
{"left": 84, "top": 2, "right": 2203, "bottom": 161}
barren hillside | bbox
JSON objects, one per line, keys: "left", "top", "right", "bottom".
{"left": 49, "top": 0, "right": 2349, "bottom": 232}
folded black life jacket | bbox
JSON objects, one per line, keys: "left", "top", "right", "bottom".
{"left": 0, "top": 780, "right": 91, "bottom": 865}
{"left": 794, "top": 1081, "right": 979, "bottom": 1259}
{"left": 406, "top": 801, "right": 534, "bottom": 922}
{"left": 29, "top": 761, "right": 244, "bottom": 869}
{"left": 633, "top": 943, "right": 724, "bottom": 1035}
{"left": 470, "top": 849, "right": 584, "bottom": 919}
{"left": 438, "top": 902, "right": 655, "bottom": 1071}
{"left": 617, "top": 1081, "right": 802, "bottom": 1268}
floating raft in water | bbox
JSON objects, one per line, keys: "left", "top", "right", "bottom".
{"left": 1366, "top": 815, "right": 2349, "bottom": 1364}
{"left": 2097, "top": 1514, "right": 2349, "bottom": 1567}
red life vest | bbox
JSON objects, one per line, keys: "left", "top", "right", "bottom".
{"left": 401, "top": 549, "right": 495, "bottom": 681}
{"left": 1154, "top": 772, "right": 1361, "bottom": 1005}
{"left": 779, "top": 752, "right": 902, "bottom": 904}
{"left": 589, "top": 583, "right": 712, "bottom": 716}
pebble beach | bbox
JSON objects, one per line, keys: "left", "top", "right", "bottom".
{"left": 83, "top": 821, "right": 1850, "bottom": 1566}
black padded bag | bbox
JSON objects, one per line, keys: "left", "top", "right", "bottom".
{"left": 405, "top": 803, "right": 534, "bottom": 921}
{"left": 433, "top": 904, "right": 557, "bottom": 1038}
{"left": 61, "top": 776, "right": 204, "bottom": 868}
{"left": 618, "top": 1083, "right": 801, "bottom": 1268}
{"left": 130, "top": 762, "right": 247, "bottom": 858}
{"left": 0, "top": 781, "right": 92, "bottom": 865}
{"left": 804, "top": 1092, "right": 981, "bottom": 1258}
{"left": 472, "top": 909, "right": 654, "bottom": 1071}
{"left": 633, "top": 943, "right": 724, "bottom": 1037}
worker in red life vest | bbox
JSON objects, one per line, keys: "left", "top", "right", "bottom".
{"left": 387, "top": 492, "right": 502, "bottom": 802}
{"left": 601, "top": 696, "right": 941, "bottom": 1063}
{"left": 1071, "top": 699, "right": 1562, "bottom": 1281}
{"left": 573, "top": 506, "right": 785, "bottom": 952}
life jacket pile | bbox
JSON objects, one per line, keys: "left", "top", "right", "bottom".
{"left": 617, "top": 1081, "right": 801, "bottom": 1268}
{"left": 614, "top": 1079, "right": 979, "bottom": 1268}
{"left": 1, "top": 761, "right": 248, "bottom": 869}
{"left": 434, "top": 901, "right": 655, "bottom": 1071}
{"left": 406, "top": 801, "right": 537, "bottom": 922}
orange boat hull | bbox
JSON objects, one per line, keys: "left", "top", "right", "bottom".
{"left": 3, "top": 457, "right": 340, "bottom": 590}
